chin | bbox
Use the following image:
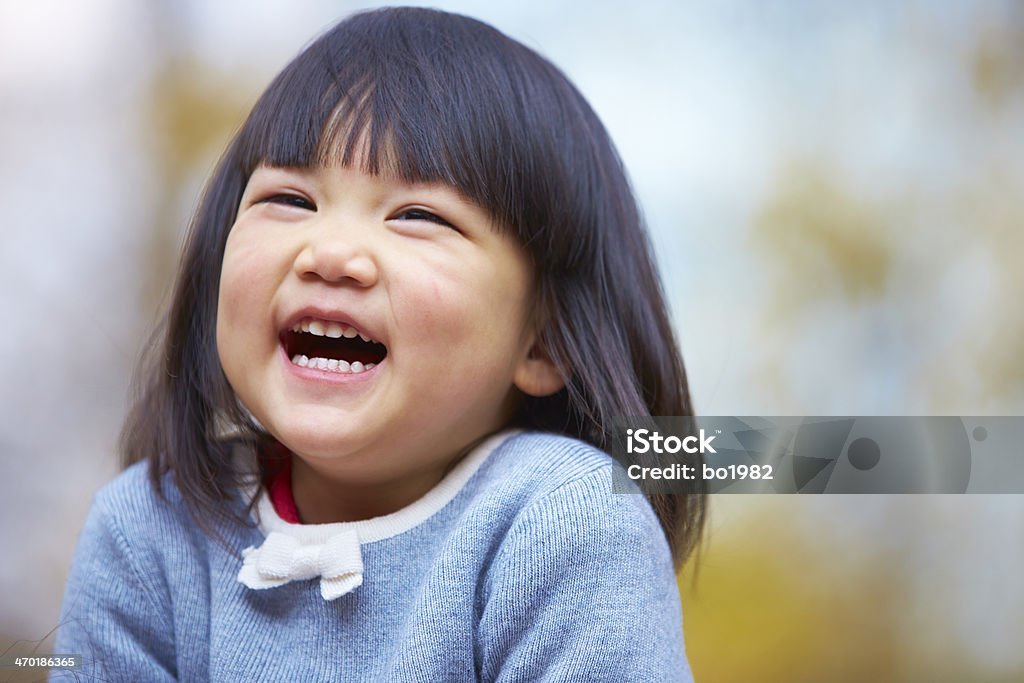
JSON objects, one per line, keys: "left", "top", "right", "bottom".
{"left": 279, "top": 431, "right": 364, "bottom": 462}
{"left": 257, "top": 410, "right": 365, "bottom": 460}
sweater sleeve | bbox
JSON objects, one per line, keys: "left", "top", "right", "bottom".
{"left": 50, "top": 492, "right": 177, "bottom": 682}
{"left": 478, "top": 468, "right": 693, "bottom": 682}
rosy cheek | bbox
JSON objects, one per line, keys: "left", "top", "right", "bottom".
{"left": 428, "top": 276, "right": 442, "bottom": 301}
{"left": 220, "top": 238, "right": 277, "bottom": 301}
{"left": 216, "top": 264, "right": 249, "bottom": 326}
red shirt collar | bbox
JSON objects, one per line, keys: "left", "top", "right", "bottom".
{"left": 259, "top": 441, "right": 302, "bottom": 524}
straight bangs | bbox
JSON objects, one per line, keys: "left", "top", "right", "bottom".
{"left": 232, "top": 8, "right": 607, "bottom": 271}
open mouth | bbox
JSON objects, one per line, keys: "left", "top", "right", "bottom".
{"left": 281, "top": 317, "right": 388, "bottom": 374}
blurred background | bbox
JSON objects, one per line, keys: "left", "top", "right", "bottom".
{"left": 1, "top": 0, "right": 1022, "bottom": 680}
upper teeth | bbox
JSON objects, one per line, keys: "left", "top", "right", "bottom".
{"left": 291, "top": 317, "right": 374, "bottom": 343}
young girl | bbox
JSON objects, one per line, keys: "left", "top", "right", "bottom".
{"left": 54, "top": 7, "right": 705, "bottom": 681}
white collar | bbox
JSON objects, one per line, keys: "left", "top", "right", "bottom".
{"left": 237, "top": 430, "right": 515, "bottom": 600}
{"left": 249, "top": 429, "right": 515, "bottom": 543}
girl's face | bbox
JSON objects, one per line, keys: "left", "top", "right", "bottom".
{"left": 216, "top": 163, "right": 548, "bottom": 505}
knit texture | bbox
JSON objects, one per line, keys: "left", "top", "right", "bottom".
{"left": 52, "top": 432, "right": 693, "bottom": 682}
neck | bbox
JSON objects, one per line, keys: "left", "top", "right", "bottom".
{"left": 288, "top": 449, "right": 463, "bottom": 524}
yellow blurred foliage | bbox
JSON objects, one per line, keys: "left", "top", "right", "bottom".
{"left": 677, "top": 497, "right": 1024, "bottom": 683}
{"left": 680, "top": 503, "right": 905, "bottom": 682}
{"left": 752, "top": 164, "right": 895, "bottom": 313}
{"left": 139, "top": 59, "right": 255, "bottom": 313}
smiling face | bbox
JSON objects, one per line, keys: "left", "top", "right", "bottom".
{"left": 216, "top": 163, "right": 562, "bottom": 514}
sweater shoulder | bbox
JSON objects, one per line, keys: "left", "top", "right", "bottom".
{"left": 475, "top": 431, "right": 662, "bottom": 534}
{"left": 89, "top": 460, "right": 212, "bottom": 548}
{"left": 94, "top": 460, "right": 181, "bottom": 517}
{"left": 476, "top": 433, "right": 687, "bottom": 680}
{"left": 487, "top": 431, "right": 615, "bottom": 489}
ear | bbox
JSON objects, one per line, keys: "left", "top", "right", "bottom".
{"left": 513, "top": 340, "right": 565, "bottom": 397}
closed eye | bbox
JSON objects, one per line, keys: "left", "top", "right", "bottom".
{"left": 392, "top": 208, "right": 456, "bottom": 229}
{"left": 259, "top": 193, "right": 317, "bottom": 211}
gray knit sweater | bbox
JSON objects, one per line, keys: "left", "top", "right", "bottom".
{"left": 53, "top": 431, "right": 692, "bottom": 681}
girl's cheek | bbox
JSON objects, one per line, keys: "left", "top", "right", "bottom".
{"left": 216, "top": 261, "right": 248, "bottom": 324}
{"left": 217, "top": 250, "right": 274, "bottom": 340}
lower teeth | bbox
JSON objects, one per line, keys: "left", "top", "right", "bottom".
{"left": 291, "top": 355, "right": 374, "bottom": 374}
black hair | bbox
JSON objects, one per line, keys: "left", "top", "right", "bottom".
{"left": 122, "top": 6, "right": 705, "bottom": 565}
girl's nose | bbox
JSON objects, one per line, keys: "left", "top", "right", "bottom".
{"left": 292, "top": 228, "right": 379, "bottom": 287}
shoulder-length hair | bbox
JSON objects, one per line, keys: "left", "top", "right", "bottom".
{"left": 123, "top": 6, "right": 705, "bottom": 566}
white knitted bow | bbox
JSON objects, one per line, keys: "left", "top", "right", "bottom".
{"left": 238, "top": 530, "right": 364, "bottom": 601}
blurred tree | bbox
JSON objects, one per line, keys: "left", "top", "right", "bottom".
{"left": 680, "top": 501, "right": 906, "bottom": 682}
{"left": 703, "top": 5, "right": 1024, "bottom": 681}
{"left": 963, "top": 3, "right": 1024, "bottom": 410}
{"left": 142, "top": 58, "right": 253, "bottom": 314}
